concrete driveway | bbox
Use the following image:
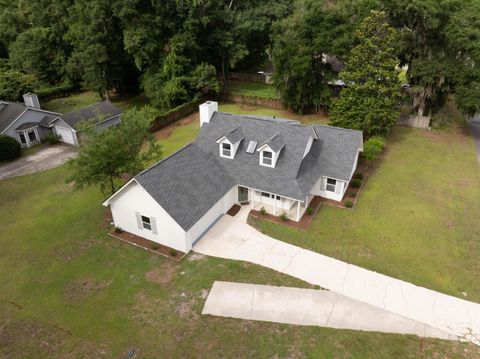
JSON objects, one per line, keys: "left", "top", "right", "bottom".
{"left": 203, "top": 281, "right": 455, "bottom": 340}
{"left": 0, "top": 145, "right": 77, "bottom": 181}
{"left": 194, "top": 206, "right": 480, "bottom": 344}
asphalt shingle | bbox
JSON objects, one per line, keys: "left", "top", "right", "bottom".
{"left": 58, "top": 101, "right": 122, "bottom": 130}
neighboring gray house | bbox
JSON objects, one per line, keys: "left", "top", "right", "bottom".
{"left": 49, "top": 101, "right": 123, "bottom": 145}
{"left": 103, "top": 101, "right": 363, "bottom": 253}
{"left": 0, "top": 94, "right": 122, "bottom": 147}
{"left": 0, "top": 94, "right": 61, "bottom": 148}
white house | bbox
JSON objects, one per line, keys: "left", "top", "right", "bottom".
{"left": 0, "top": 94, "right": 122, "bottom": 147}
{"left": 103, "top": 101, "right": 363, "bottom": 253}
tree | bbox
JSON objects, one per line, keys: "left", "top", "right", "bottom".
{"left": 0, "top": 135, "right": 21, "bottom": 162}
{"left": 67, "top": 106, "right": 161, "bottom": 195}
{"left": 330, "top": 11, "right": 401, "bottom": 137}
{"left": 0, "top": 70, "right": 36, "bottom": 101}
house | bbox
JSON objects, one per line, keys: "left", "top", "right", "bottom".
{"left": 0, "top": 94, "right": 122, "bottom": 147}
{"left": 103, "top": 101, "right": 363, "bottom": 253}
{"left": 0, "top": 94, "right": 61, "bottom": 148}
{"left": 49, "top": 101, "right": 123, "bottom": 145}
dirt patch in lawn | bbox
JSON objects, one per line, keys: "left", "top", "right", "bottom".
{"left": 154, "top": 113, "right": 198, "bottom": 140}
{"left": 64, "top": 277, "right": 112, "bottom": 302}
{"left": 145, "top": 260, "right": 178, "bottom": 284}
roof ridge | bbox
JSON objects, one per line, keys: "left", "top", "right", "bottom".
{"left": 136, "top": 143, "right": 194, "bottom": 177}
{"left": 314, "top": 123, "right": 363, "bottom": 135}
{"left": 60, "top": 100, "right": 112, "bottom": 117}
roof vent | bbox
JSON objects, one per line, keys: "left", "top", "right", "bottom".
{"left": 246, "top": 140, "right": 257, "bottom": 154}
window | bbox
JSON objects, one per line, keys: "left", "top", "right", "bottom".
{"left": 141, "top": 215, "right": 151, "bottom": 230}
{"left": 221, "top": 142, "right": 232, "bottom": 158}
{"left": 326, "top": 178, "right": 336, "bottom": 192}
{"left": 261, "top": 150, "right": 273, "bottom": 166}
{"left": 19, "top": 133, "right": 27, "bottom": 144}
{"left": 27, "top": 130, "right": 37, "bottom": 142}
{"left": 261, "top": 192, "right": 270, "bottom": 197}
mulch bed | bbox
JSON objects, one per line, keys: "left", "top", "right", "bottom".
{"left": 227, "top": 204, "right": 241, "bottom": 216}
{"left": 109, "top": 230, "right": 186, "bottom": 261}
{"left": 248, "top": 196, "right": 322, "bottom": 230}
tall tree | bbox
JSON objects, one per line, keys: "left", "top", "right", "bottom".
{"left": 330, "top": 11, "right": 401, "bottom": 137}
{"left": 68, "top": 106, "right": 161, "bottom": 195}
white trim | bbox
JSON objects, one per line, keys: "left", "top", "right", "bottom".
{"left": 50, "top": 118, "right": 77, "bottom": 131}
{"left": 260, "top": 149, "right": 275, "bottom": 167}
{"left": 102, "top": 178, "right": 138, "bottom": 206}
{"left": 0, "top": 108, "right": 28, "bottom": 134}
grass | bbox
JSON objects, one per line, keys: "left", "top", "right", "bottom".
{"left": 1, "top": 128, "right": 478, "bottom": 358}
{"left": 42, "top": 91, "right": 148, "bottom": 114}
{"left": 228, "top": 81, "right": 279, "bottom": 99}
{"left": 251, "top": 123, "right": 480, "bottom": 302}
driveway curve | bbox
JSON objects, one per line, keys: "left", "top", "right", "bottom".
{"left": 194, "top": 207, "right": 480, "bottom": 345}
{"left": 0, "top": 145, "right": 77, "bottom": 181}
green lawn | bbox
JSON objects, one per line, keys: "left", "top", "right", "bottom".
{"left": 251, "top": 124, "right": 480, "bottom": 302}
{"left": 42, "top": 91, "right": 148, "bottom": 113}
{"left": 1, "top": 103, "right": 479, "bottom": 357}
{"left": 228, "top": 81, "right": 279, "bottom": 99}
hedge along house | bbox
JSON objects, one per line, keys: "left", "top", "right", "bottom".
{"left": 103, "top": 101, "right": 363, "bottom": 253}
{"left": 0, "top": 94, "right": 122, "bottom": 148}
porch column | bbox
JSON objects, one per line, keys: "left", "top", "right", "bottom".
{"left": 251, "top": 191, "right": 254, "bottom": 209}
{"left": 24, "top": 131, "right": 31, "bottom": 148}
{"left": 273, "top": 195, "right": 277, "bottom": 216}
{"left": 296, "top": 201, "right": 301, "bottom": 221}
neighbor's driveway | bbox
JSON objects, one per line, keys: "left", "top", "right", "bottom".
{"left": 0, "top": 145, "right": 77, "bottom": 181}
{"left": 194, "top": 207, "right": 480, "bottom": 344}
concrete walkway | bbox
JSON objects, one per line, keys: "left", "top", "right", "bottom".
{"left": 0, "top": 145, "right": 77, "bottom": 180}
{"left": 203, "top": 281, "right": 455, "bottom": 340}
{"left": 194, "top": 207, "right": 480, "bottom": 344}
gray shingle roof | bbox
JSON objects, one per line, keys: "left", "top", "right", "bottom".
{"left": 14, "top": 122, "right": 38, "bottom": 131}
{"left": 0, "top": 102, "right": 26, "bottom": 133}
{"left": 135, "top": 111, "right": 362, "bottom": 230}
{"left": 224, "top": 127, "right": 244, "bottom": 144}
{"left": 57, "top": 101, "right": 122, "bottom": 130}
{"left": 39, "top": 115, "right": 56, "bottom": 127}
{"left": 260, "top": 133, "right": 285, "bottom": 153}
{"left": 135, "top": 144, "right": 235, "bottom": 231}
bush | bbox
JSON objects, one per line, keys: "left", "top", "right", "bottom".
{"left": 353, "top": 172, "right": 364, "bottom": 180}
{"left": 351, "top": 178, "right": 362, "bottom": 188}
{"left": 260, "top": 207, "right": 267, "bottom": 215}
{"left": 44, "top": 133, "right": 61, "bottom": 144}
{"left": 152, "top": 244, "right": 160, "bottom": 250}
{"left": 362, "top": 136, "right": 386, "bottom": 161}
{"left": 0, "top": 135, "right": 21, "bottom": 162}
{"left": 344, "top": 200, "right": 354, "bottom": 208}
{"left": 306, "top": 207, "right": 313, "bottom": 216}
{"left": 114, "top": 227, "right": 123, "bottom": 234}
{"left": 169, "top": 249, "right": 178, "bottom": 257}
{"left": 279, "top": 212, "right": 288, "bottom": 221}
{"left": 349, "top": 191, "right": 357, "bottom": 198}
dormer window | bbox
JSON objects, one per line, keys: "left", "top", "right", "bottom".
{"left": 221, "top": 142, "right": 232, "bottom": 158}
{"left": 261, "top": 150, "right": 273, "bottom": 167}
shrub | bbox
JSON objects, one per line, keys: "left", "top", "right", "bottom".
{"left": 260, "top": 207, "right": 267, "bottom": 215}
{"left": 351, "top": 178, "right": 362, "bottom": 188}
{"left": 114, "top": 227, "right": 123, "bottom": 234}
{"left": 44, "top": 133, "right": 61, "bottom": 144}
{"left": 279, "top": 212, "right": 288, "bottom": 221}
{"left": 169, "top": 249, "right": 178, "bottom": 257}
{"left": 353, "top": 172, "right": 364, "bottom": 180}
{"left": 152, "top": 244, "right": 160, "bottom": 250}
{"left": 306, "top": 207, "right": 313, "bottom": 216}
{"left": 362, "top": 136, "right": 386, "bottom": 161}
{"left": 349, "top": 191, "right": 357, "bottom": 198}
{"left": 345, "top": 200, "right": 354, "bottom": 208}
{"left": 0, "top": 135, "right": 21, "bottom": 162}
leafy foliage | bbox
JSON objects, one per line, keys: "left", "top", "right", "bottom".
{"left": 0, "top": 135, "right": 21, "bottom": 162}
{"left": 330, "top": 11, "right": 401, "bottom": 137}
{"left": 362, "top": 136, "right": 386, "bottom": 161}
{"left": 67, "top": 106, "right": 161, "bottom": 194}
{"left": 0, "top": 71, "right": 36, "bottom": 101}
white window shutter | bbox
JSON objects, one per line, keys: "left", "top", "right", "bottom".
{"left": 150, "top": 217, "right": 158, "bottom": 234}
{"left": 135, "top": 212, "right": 142, "bottom": 229}
{"left": 320, "top": 177, "right": 326, "bottom": 191}
{"left": 335, "top": 181, "right": 342, "bottom": 195}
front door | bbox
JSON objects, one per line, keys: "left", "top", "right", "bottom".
{"left": 238, "top": 186, "right": 248, "bottom": 203}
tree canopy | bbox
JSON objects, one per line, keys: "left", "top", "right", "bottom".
{"left": 330, "top": 11, "right": 401, "bottom": 137}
